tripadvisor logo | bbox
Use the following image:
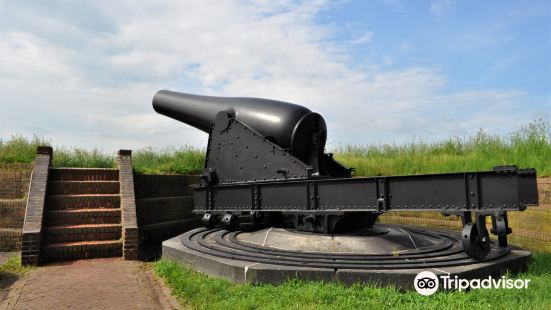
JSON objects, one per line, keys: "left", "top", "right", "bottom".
{"left": 414, "top": 271, "right": 439, "bottom": 296}
{"left": 414, "top": 271, "right": 531, "bottom": 296}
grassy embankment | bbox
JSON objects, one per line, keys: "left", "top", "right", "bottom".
{"left": 0, "top": 120, "right": 550, "bottom": 176}
{"left": 333, "top": 120, "right": 551, "bottom": 177}
{"left": 154, "top": 253, "right": 551, "bottom": 310}
{"left": 0, "top": 136, "right": 204, "bottom": 175}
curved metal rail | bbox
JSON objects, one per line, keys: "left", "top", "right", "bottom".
{"left": 180, "top": 225, "right": 510, "bottom": 269}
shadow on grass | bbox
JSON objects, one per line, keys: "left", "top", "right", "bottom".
{"left": 0, "top": 271, "right": 19, "bottom": 290}
{"left": 0, "top": 253, "right": 32, "bottom": 291}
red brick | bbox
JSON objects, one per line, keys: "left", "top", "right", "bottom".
{"left": 47, "top": 194, "right": 120, "bottom": 210}
{"left": 43, "top": 224, "right": 122, "bottom": 243}
{"left": 48, "top": 181, "right": 120, "bottom": 195}
{"left": 49, "top": 168, "right": 119, "bottom": 181}
{"left": 45, "top": 208, "right": 121, "bottom": 226}
{"left": 41, "top": 240, "right": 123, "bottom": 262}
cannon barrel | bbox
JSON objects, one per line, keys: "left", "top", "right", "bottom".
{"left": 153, "top": 90, "right": 327, "bottom": 161}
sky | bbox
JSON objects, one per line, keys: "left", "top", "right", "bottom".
{"left": 0, "top": 0, "right": 549, "bottom": 152}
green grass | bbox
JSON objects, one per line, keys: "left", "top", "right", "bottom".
{"left": 0, "top": 136, "right": 116, "bottom": 169}
{"left": 333, "top": 120, "right": 551, "bottom": 177}
{"left": 132, "top": 147, "right": 204, "bottom": 175}
{"left": 1, "top": 120, "right": 550, "bottom": 176}
{"left": 0, "top": 253, "right": 33, "bottom": 277}
{"left": 0, "top": 136, "right": 205, "bottom": 175}
{"left": 154, "top": 253, "right": 551, "bottom": 310}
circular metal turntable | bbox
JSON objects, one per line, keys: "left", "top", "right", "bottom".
{"left": 162, "top": 224, "right": 531, "bottom": 289}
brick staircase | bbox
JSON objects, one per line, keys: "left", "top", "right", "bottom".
{"left": 41, "top": 168, "right": 123, "bottom": 262}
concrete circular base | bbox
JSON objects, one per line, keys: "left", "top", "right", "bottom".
{"left": 236, "top": 226, "right": 432, "bottom": 253}
{"left": 162, "top": 224, "right": 531, "bottom": 290}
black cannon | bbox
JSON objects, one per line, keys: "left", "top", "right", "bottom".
{"left": 153, "top": 90, "right": 539, "bottom": 259}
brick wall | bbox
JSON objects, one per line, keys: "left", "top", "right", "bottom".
{"left": 21, "top": 146, "right": 52, "bottom": 265}
{"left": 134, "top": 174, "right": 201, "bottom": 257}
{"left": 0, "top": 199, "right": 26, "bottom": 228}
{"left": 538, "top": 177, "right": 551, "bottom": 205}
{"left": 0, "top": 163, "right": 32, "bottom": 251}
{"left": 0, "top": 229, "right": 22, "bottom": 251}
{"left": 0, "top": 163, "right": 32, "bottom": 199}
{"left": 117, "top": 150, "right": 139, "bottom": 260}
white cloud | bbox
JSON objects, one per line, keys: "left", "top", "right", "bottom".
{"left": 0, "top": 0, "right": 540, "bottom": 152}
{"left": 349, "top": 31, "right": 375, "bottom": 45}
{"left": 430, "top": 0, "right": 453, "bottom": 17}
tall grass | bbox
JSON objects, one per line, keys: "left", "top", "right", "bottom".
{"left": 0, "top": 136, "right": 205, "bottom": 174}
{"left": 1, "top": 120, "right": 550, "bottom": 176}
{"left": 0, "top": 136, "right": 204, "bottom": 174}
{"left": 0, "top": 135, "right": 45, "bottom": 163}
{"left": 132, "top": 147, "right": 204, "bottom": 174}
{"left": 0, "top": 135, "right": 116, "bottom": 169}
{"left": 333, "top": 119, "right": 551, "bottom": 176}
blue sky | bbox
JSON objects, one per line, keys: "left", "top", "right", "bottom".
{"left": 0, "top": 0, "right": 549, "bottom": 151}
{"left": 321, "top": 0, "right": 550, "bottom": 95}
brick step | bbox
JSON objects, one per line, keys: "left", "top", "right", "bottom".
{"left": 49, "top": 168, "right": 119, "bottom": 181}
{"left": 42, "top": 224, "right": 122, "bottom": 243}
{"left": 48, "top": 181, "right": 120, "bottom": 195}
{"left": 47, "top": 194, "right": 120, "bottom": 210}
{"left": 41, "top": 240, "right": 123, "bottom": 262}
{"left": 45, "top": 209, "right": 121, "bottom": 226}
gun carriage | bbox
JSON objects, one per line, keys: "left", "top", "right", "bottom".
{"left": 153, "top": 90, "right": 539, "bottom": 260}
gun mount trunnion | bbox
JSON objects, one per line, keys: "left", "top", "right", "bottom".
{"left": 153, "top": 90, "right": 539, "bottom": 260}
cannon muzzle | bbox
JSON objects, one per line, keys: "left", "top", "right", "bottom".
{"left": 153, "top": 90, "right": 327, "bottom": 162}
